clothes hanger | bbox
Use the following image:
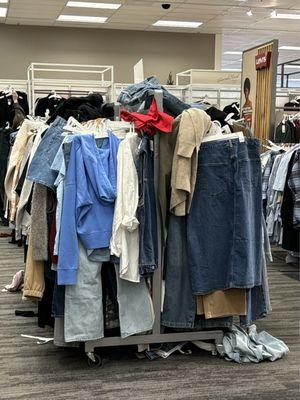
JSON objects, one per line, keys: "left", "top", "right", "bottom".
{"left": 63, "top": 116, "right": 85, "bottom": 134}
{"left": 203, "top": 121, "right": 244, "bottom": 143}
{"left": 49, "top": 90, "right": 62, "bottom": 100}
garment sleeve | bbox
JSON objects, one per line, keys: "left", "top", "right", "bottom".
{"left": 121, "top": 139, "right": 139, "bottom": 232}
{"left": 57, "top": 141, "right": 83, "bottom": 285}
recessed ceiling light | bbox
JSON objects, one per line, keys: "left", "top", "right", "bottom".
{"left": 279, "top": 46, "right": 300, "bottom": 51}
{"left": 153, "top": 20, "right": 202, "bottom": 28}
{"left": 57, "top": 14, "right": 107, "bottom": 23}
{"left": 224, "top": 51, "right": 243, "bottom": 55}
{"left": 0, "top": 7, "right": 7, "bottom": 17}
{"left": 271, "top": 10, "right": 300, "bottom": 19}
{"left": 66, "top": 1, "right": 121, "bottom": 9}
{"left": 246, "top": 10, "right": 253, "bottom": 17}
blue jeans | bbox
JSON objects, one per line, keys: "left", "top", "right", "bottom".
{"left": 137, "top": 136, "right": 158, "bottom": 277}
{"left": 27, "top": 117, "right": 66, "bottom": 190}
{"left": 162, "top": 214, "right": 232, "bottom": 329}
{"left": 187, "top": 138, "right": 263, "bottom": 294}
{"left": 118, "top": 76, "right": 190, "bottom": 117}
{"left": 64, "top": 242, "right": 154, "bottom": 342}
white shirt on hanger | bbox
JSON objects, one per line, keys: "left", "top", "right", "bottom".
{"left": 110, "top": 132, "right": 141, "bottom": 283}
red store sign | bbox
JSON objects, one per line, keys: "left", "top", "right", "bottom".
{"left": 255, "top": 51, "right": 272, "bottom": 70}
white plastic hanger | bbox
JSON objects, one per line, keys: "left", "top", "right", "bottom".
{"left": 203, "top": 121, "right": 244, "bottom": 143}
{"left": 49, "top": 90, "right": 62, "bottom": 99}
{"left": 63, "top": 116, "right": 85, "bottom": 134}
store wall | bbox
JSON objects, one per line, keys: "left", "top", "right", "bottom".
{"left": 0, "top": 25, "right": 215, "bottom": 83}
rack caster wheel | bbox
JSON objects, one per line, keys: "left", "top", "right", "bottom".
{"left": 86, "top": 352, "right": 102, "bottom": 368}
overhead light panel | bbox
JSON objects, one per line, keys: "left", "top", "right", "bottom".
{"left": 224, "top": 51, "right": 243, "bottom": 55}
{"left": 57, "top": 14, "right": 107, "bottom": 23}
{"left": 0, "top": 7, "right": 7, "bottom": 17}
{"left": 279, "top": 46, "right": 300, "bottom": 51}
{"left": 0, "top": 0, "right": 8, "bottom": 3}
{"left": 271, "top": 10, "right": 300, "bottom": 19}
{"left": 153, "top": 20, "right": 202, "bottom": 28}
{"left": 246, "top": 10, "right": 253, "bottom": 17}
{"left": 66, "top": 1, "right": 121, "bottom": 9}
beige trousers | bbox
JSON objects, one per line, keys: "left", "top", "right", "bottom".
{"left": 23, "top": 234, "right": 45, "bottom": 300}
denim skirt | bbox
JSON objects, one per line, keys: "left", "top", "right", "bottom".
{"left": 187, "top": 138, "right": 262, "bottom": 295}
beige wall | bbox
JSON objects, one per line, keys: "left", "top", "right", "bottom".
{"left": 0, "top": 25, "right": 215, "bottom": 83}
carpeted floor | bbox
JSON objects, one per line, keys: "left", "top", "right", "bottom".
{"left": 0, "top": 231, "right": 299, "bottom": 400}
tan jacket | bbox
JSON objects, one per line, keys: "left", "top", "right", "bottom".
{"left": 170, "top": 109, "right": 211, "bottom": 216}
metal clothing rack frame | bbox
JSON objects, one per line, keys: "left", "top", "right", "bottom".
{"left": 84, "top": 89, "right": 224, "bottom": 364}
{"left": 27, "top": 63, "right": 114, "bottom": 115}
{"left": 277, "top": 58, "right": 300, "bottom": 88}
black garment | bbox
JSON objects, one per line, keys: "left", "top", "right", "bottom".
{"left": 35, "top": 95, "right": 65, "bottom": 118}
{"left": 0, "top": 91, "right": 29, "bottom": 127}
{"left": 47, "top": 93, "right": 105, "bottom": 124}
{"left": 275, "top": 120, "right": 295, "bottom": 143}
{"left": 281, "top": 152, "right": 300, "bottom": 252}
{"left": 284, "top": 100, "right": 300, "bottom": 112}
{"left": 205, "top": 106, "right": 229, "bottom": 127}
{"left": 223, "top": 102, "right": 240, "bottom": 119}
{"left": 0, "top": 127, "right": 12, "bottom": 219}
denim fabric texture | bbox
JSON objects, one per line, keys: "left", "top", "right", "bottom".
{"left": 52, "top": 274, "right": 65, "bottom": 317}
{"left": 137, "top": 135, "right": 158, "bottom": 277}
{"left": 27, "top": 116, "right": 66, "bottom": 190}
{"left": 64, "top": 242, "right": 154, "bottom": 342}
{"left": 118, "top": 76, "right": 190, "bottom": 117}
{"left": 187, "top": 138, "right": 263, "bottom": 294}
{"left": 162, "top": 214, "right": 233, "bottom": 329}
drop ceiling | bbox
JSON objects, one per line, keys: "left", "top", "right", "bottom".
{"left": 1, "top": 0, "right": 299, "bottom": 69}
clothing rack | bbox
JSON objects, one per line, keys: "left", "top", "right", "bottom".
{"left": 27, "top": 63, "right": 114, "bottom": 115}
{"left": 84, "top": 90, "right": 224, "bottom": 365}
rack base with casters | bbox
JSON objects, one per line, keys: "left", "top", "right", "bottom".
{"left": 84, "top": 330, "right": 224, "bottom": 367}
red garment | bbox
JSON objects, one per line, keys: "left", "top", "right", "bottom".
{"left": 120, "top": 99, "right": 173, "bottom": 135}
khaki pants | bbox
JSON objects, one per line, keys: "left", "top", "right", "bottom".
{"left": 23, "top": 234, "right": 45, "bottom": 300}
{"left": 197, "top": 289, "right": 247, "bottom": 319}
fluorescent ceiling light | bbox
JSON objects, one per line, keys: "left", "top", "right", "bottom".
{"left": 66, "top": 1, "right": 121, "bottom": 9}
{"left": 271, "top": 10, "right": 300, "bottom": 19}
{"left": 0, "top": 7, "right": 7, "bottom": 17}
{"left": 279, "top": 46, "right": 300, "bottom": 51}
{"left": 57, "top": 14, "right": 107, "bottom": 23}
{"left": 224, "top": 51, "right": 243, "bottom": 55}
{"left": 0, "top": 1, "right": 8, "bottom": 3}
{"left": 153, "top": 20, "right": 202, "bottom": 28}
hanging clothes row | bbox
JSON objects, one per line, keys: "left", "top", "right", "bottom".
{"left": 262, "top": 142, "right": 300, "bottom": 256}
{"left": 4, "top": 77, "right": 272, "bottom": 352}
{"left": 274, "top": 112, "right": 300, "bottom": 143}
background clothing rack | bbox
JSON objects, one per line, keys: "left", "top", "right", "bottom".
{"left": 84, "top": 89, "right": 224, "bottom": 365}
{"left": 27, "top": 63, "right": 114, "bottom": 115}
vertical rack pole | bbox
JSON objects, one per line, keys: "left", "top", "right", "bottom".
{"left": 152, "top": 89, "right": 163, "bottom": 334}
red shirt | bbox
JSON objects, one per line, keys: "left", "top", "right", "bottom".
{"left": 120, "top": 99, "right": 173, "bottom": 135}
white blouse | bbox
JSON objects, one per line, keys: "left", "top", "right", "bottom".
{"left": 110, "top": 132, "right": 141, "bottom": 282}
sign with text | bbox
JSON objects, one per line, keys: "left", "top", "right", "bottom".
{"left": 255, "top": 51, "right": 272, "bottom": 70}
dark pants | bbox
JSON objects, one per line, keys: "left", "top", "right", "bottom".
{"left": 137, "top": 135, "right": 158, "bottom": 277}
